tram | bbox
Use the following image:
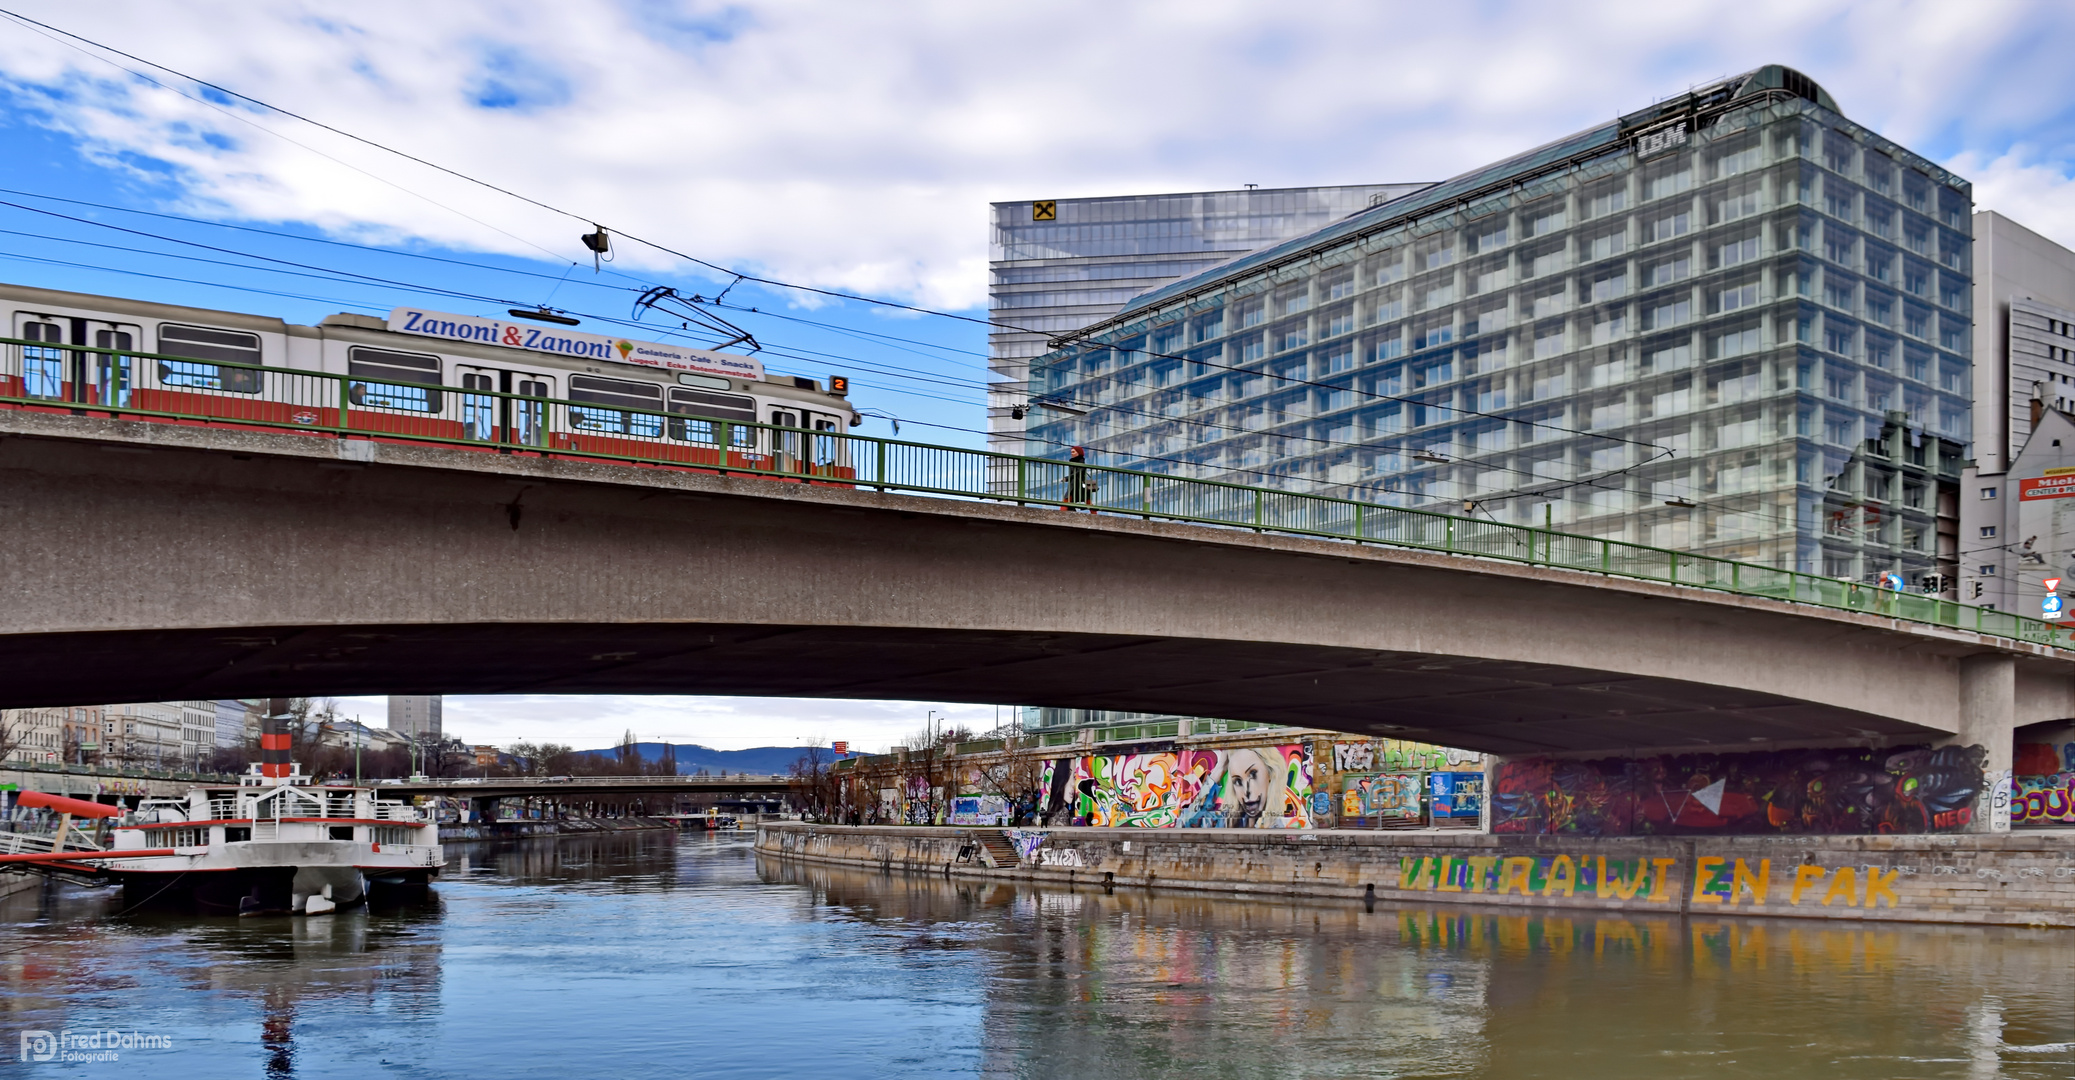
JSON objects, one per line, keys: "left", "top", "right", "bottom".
{"left": 0, "top": 281, "right": 859, "bottom": 475}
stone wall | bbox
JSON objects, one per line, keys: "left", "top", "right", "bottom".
{"left": 756, "top": 823, "right": 2075, "bottom": 928}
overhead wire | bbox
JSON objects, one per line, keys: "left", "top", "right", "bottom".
{"left": 0, "top": 8, "right": 1669, "bottom": 457}
{"left": 0, "top": 11, "right": 1675, "bottom": 506}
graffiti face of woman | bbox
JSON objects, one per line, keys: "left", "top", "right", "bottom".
{"left": 1227, "top": 748, "right": 1272, "bottom": 823}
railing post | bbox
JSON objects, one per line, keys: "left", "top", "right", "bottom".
{"left": 1668, "top": 550, "right": 1678, "bottom": 585}
{"left": 1445, "top": 515, "right": 1456, "bottom": 553}
{"left": 1140, "top": 473, "right": 1149, "bottom": 519}
{"left": 1731, "top": 562, "right": 1741, "bottom": 593}
{"left": 336, "top": 373, "right": 350, "bottom": 436}
{"left": 876, "top": 440, "right": 888, "bottom": 492}
{"left": 1600, "top": 541, "right": 1611, "bottom": 573}
{"left": 1253, "top": 489, "right": 1263, "bottom": 530}
{"left": 1355, "top": 504, "right": 1364, "bottom": 543}
{"left": 1016, "top": 456, "right": 1026, "bottom": 506}
{"left": 716, "top": 421, "right": 731, "bottom": 473}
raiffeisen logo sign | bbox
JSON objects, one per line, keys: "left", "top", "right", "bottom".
{"left": 385, "top": 308, "right": 765, "bottom": 382}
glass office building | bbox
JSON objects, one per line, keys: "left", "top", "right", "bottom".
{"left": 1026, "top": 66, "right": 1972, "bottom": 586}
{"left": 988, "top": 184, "right": 1430, "bottom": 461}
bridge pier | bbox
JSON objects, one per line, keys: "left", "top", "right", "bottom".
{"left": 1954, "top": 654, "right": 2016, "bottom": 833}
{"left": 471, "top": 796, "right": 501, "bottom": 824}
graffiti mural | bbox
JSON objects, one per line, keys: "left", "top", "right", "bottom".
{"left": 1492, "top": 744, "right": 1989, "bottom": 836}
{"left": 2013, "top": 773, "right": 2075, "bottom": 825}
{"left": 1331, "top": 739, "right": 1484, "bottom": 772}
{"left": 1341, "top": 773, "right": 1423, "bottom": 820}
{"left": 1332, "top": 742, "right": 1376, "bottom": 772}
{"left": 1043, "top": 746, "right": 1314, "bottom": 828}
{"left": 950, "top": 795, "right": 1010, "bottom": 826}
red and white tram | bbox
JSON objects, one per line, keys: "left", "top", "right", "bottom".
{"left": 0, "top": 281, "right": 858, "bottom": 476}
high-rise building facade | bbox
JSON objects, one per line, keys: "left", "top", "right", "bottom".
{"left": 387, "top": 695, "right": 443, "bottom": 741}
{"left": 1025, "top": 66, "right": 1973, "bottom": 587}
{"left": 988, "top": 184, "right": 1430, "bottom": 461}
{"left": 1957, "top": 212, "right": 2075, "bottom": 613}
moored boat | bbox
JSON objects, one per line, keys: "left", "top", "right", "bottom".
{"left": 99, "top": 700, "right": 443, "bottom": 915}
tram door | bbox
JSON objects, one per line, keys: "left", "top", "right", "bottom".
{"left": 13, "top": 312, "right": 68, "bottom": 401}
{"left": 457, "top": 365, "right": 552, "bottom": 447}
{"left": 768, "top": 408, "right": 801, "bottom": 469}
{"left": 806, "top": 411, "right": 844, "bottom": 470}
{"left": 9, "top": 314, "right": 138, "bottom": 406}
{"left": 84, "top": 320, "right": 139, "bottom": 408}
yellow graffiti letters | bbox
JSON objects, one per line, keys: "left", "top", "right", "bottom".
{"left": 1691, "top": 856, "right": 1727, "bottom": 905}
{"left": 1863, "top": 865, "right": 1901, "bottom": 908}
{"left": 1543, "top": 855, "right": 1577, "bottom": 897}
{"left": 1821, "top": 866, "right": 1860, "bottom": 907}
{"left": 1731, "top": 858, "right": 1771, "bottom": 906}
{"left": 1647, "top": 858, "right": 1679, "bottom": 902}
{"left": 1464, "top": 855, "right": 1499, "bottom": 893}
{"left": 1436, "top": 856, "right": 1464, "bottom": 892}
{"left": 1596, "top": 857, "right": 1645, "bottom": 900}
{"left": 1496, "top": 857, "right": 1535, "bottom": 896}
{"left": 1790, "top": 864, "right": 1826, "bottom": 904}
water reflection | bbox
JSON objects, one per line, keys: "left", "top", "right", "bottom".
{"left": 0, "top": 835, "right": 2067, "bottom": 1079}
{"left": 765, "top": 856, "right": 2075, "bottom": 1080}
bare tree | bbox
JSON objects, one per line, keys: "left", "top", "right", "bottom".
{"left": 789, "top": 741, "right": 838, "bottom": 821}
{"left": 0, "top": 710, "right": 25, "bottom": 765}
{"left": 965, "top": 732, "right": 1050, "bottom": 826}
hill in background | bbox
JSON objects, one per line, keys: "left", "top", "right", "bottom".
{"left": 571, "top": 742, "right": 820, "bottom": 775}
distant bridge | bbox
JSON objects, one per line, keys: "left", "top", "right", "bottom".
{"left": 383, "top": 775, "right": 791, "bottom": 799}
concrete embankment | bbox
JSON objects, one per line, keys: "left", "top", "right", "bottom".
{"left": 756, "top": 822, "right": 2075, "bottom": 928}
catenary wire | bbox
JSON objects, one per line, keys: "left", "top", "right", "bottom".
{"left": 0, "top": 9, "right": 1669, "bottom": 455}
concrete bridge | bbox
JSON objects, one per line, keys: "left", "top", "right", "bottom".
{"left": 1, "top": 409, "right": 2068, "bottom": 788}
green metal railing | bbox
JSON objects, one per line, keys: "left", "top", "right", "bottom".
{"left": 3, "top": 336, "right": 2065, "bottom": 649}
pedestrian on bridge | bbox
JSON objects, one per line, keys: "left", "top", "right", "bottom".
{"left": 1068, "top": 446, "right": 1095, "bottom": 511}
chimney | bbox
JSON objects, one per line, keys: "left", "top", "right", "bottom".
{"left": 261, "top": 698, "right": 294, "bottom": 782}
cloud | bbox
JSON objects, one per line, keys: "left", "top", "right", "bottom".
{"left": 0, "top": 1, "right": 2071, "bottom": 313}
{"left": 1957, "top": 145, "right": 2075, "bottom": 253}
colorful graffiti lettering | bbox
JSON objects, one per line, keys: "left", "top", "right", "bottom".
{"left": 1332, "top": 742, "right": 1375, "bottom": 772}
{"left": 1492, "top": 744, "right": 1988, "bottom": 836}
{"left": 2013, "top": 773, "right": 2075, "bottom": 825}
{"left": 950, "top": 795, "right": 1010, "bottom": 826}
{"left": 1331, "top": 740, "right": 1483, "bottom": 773}
{"left": 1003, "top": 829, "right": 1049, "bottom": 862}
{"left": 1045, "top": 746, "right": 1313, "bottom": 828}
{"left": 1393, "top": 854, "right": 1906, "bottom": 908}
{"left": 1343, "top": 773, "right": 1423, "bottom": 819}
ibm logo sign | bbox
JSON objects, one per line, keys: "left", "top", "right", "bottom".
{"left": 1635, "top": 122, "right": 1689, "bottom": 158}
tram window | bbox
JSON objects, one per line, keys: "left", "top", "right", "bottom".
{"left": 158, "top": 324, "right": 263, "bottom": 394}
{"left": 347, "top": 346, "right": 443, "bottom": 413}
{"left": 666, "top": 387, "right": 755, "bottom": 422}
{"left": 569, "top": 374, "right": 663, "bottom": 436}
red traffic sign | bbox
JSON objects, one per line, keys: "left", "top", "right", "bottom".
{"left": 2047, "top": 578, "right": 2063, "bottom": 593}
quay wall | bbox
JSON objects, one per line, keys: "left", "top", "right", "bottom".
{"left": 756, "top": 823, "right": 2075, "bottom": 928}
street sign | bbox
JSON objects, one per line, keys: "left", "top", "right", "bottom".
{"left": 2047, "top": 578, "right": 2063, "bottom": 593}
{"left": 2044, "top": 594, "right": 2065, "bottom": 620}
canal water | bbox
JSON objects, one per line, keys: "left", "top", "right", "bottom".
{"left": 1, "top": 831, "right": 2070, "bottom": 1078}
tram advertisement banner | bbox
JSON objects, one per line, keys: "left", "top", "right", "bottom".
{"left": 387, "top": 307, "right": 765, "bottom": 381}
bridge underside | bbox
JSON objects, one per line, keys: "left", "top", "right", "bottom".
{"left": 5, "top": 622, "right": 1923, "bottom": 756}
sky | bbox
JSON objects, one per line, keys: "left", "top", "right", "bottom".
{"left": 6, "top": 1, "right": 2075, "bottom": 750}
